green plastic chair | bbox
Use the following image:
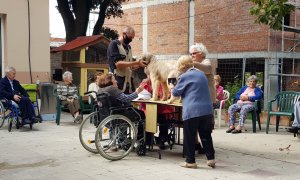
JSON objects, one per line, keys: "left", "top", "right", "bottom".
{"left": 266, "top": 91, "right": 300, "bottom": 134}
{"left": 231, "top": 98, "right": 262, "bottom": 133}
{"left": 21, "top": 84, "right": 40, "bottom": 117}
{"left": 53, "top": 88, "right": 84, "bottom": 125}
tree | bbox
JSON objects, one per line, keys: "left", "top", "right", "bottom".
{"left": 249, "top": 0, "right": 295, "bottom": 30}
{"left": 57, "top": 0, "right": 128, "bottom": 42}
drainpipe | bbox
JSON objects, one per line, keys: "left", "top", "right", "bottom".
{"left": 27, "top": 0, "right": 33, "bottom": 83}
{"left": 188, "top": 0, "right": 195, "bottom": 52}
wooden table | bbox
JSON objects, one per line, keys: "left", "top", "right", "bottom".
{"left": 132, "top": 100, "right": 182, "bottom": 133}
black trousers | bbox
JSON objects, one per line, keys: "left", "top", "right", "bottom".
{"left": 157, "top": 114, "right": 169, "bottom": 142}
{"left": 183, "top": 114, "right": 215, "bottom": 163}
{"left": 17, "top": 97, "right": 36, "bottom": 120}
{"left": 115, "top": 76, "right": 134, "bottom": 94}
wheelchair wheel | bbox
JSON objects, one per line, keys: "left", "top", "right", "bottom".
{"left": 95, "top": 115, "right": 137, "bottom": 161}
{"left": 167, "top": 125, "right": 176, "bottom": 150}
{"left": 0, "top": 102, "right": 5, "bottom": 128}
{"left": 136, "top": 139, "right": 146, "bottom": 156}
{"left": 8, "top": 117, "right": 13, "bottom": 132}
{"left": 79, "top": 112, "right": 99, "bottom": 153}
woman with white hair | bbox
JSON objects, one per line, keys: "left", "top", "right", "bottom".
{"left": 169, "top": 55, "right": 215, "bottom": 169}
{"left": 190, "top": 43, "right": 216, "bottom": 154}
{"left": 57, "top": 71, "right": 81, "bottom": 123}
{"left": 190, "top": 43, "right": 216, "bottom": 104}
{"left": 226, "top": 75, "right": 263, "bottom": 134}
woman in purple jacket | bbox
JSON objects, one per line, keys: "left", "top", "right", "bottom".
{"left": 226, "top": 75, "right": 263, "bottom": 134}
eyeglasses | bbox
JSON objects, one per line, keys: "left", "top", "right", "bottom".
{"left": 190, "top": 52, "right": 199, "bottom": 56}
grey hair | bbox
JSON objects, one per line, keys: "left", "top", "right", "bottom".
{"left": 5, "top": 66, "right": 16, "bottom": 74}
{"left": 177, "top": 55, "right": 193, "bottom": 74}
{"left": 62, "top": 71, "right": 72, "bottom": 80}
{"left": 189, "top": 43, "right": 208, "bottom": 57}
{"left": 123, "top": 26, "right": 135, "bottom": 35}
{"left": 247, "top": 75, "right": 258, "bottom": 83}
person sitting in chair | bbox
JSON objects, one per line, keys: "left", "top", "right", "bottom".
{"left": 226, "top": 75, "right": 263, "bottom": 134}
{"left": 97, "top": 73, "right": 145, "bottom": 139}
{"left": 57, "top": 71, "right": 81, "bottom": 123}
{"left": 88, "top": 72, "right": 102, "bottom": 100}
{"left": 138, "top": 74, "right": 175, "bottom": 149}
{"left": 287, "top": 101, "right": 300, "bottom": 133}
{"left": 214, "top": 75, "right": 224, "bottom": 108}
{"left": 0, "top": 66, "right": 39, "bottom": 125}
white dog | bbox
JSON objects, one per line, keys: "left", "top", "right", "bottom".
{"left": 141, "top": 53, "right": 180, "bottom": 102}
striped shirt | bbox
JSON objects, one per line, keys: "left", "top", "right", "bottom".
{"left": 57, "top": 83, "right": 79, "bottom": 100}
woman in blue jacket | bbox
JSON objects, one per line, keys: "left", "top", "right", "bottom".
{"left": 169, "top": 55, "right": 215, "bottom": 169}
{"left": 226, "top": 75, "right": 263, "bottom": 134}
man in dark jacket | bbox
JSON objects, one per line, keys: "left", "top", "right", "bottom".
{"left": 0, "top": 66, "right": 39, "bottom": 124}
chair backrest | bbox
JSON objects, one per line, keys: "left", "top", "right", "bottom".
{"left": 21, "top": 84, "right": 37, "bottom": 102}
{"left": 275, "top": 91, "right": 300, "bottom": 113}
{"left": 96, "top": 93, "right": 112, "bottom": 116}
{"left": 223, "top": 90, "right": 230, "bottom": 101}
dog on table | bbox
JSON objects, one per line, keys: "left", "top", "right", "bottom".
{"left": 141, "top": 53, "right": 180, "bottom": 103}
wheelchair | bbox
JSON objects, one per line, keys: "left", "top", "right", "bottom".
{"left": 145, "top": 111, "right": 182, "bottom": 153}
{"left": 79, "top": 91, "right": 146, "bottom": 160}
{"left": 0, "top": 99, "right": 23, "bottom": 132}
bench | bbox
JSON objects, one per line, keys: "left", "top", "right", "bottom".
{"left": 266, "top": 91, "right": 300, "bottom": 134}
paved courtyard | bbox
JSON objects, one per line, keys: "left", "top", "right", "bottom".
{"left": 0, "top": 112, "right": 300, "bottom": 180}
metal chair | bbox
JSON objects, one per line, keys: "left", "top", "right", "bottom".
{"left": 214, "top": 90, "right": 230, "bottom": 128}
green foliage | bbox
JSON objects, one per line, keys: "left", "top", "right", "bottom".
{"left": 245, "top": 72, "right": 264, "bottom": 87}
{"left": 100, "top": 27, "right": 119, "bottom": 40}
{"left": 224, "top": 79, "right": 243, "bottom": 108}
{"left": 249, "top": 0, "right": 295, "bottom": 30}
{"left": 57, "top": 0, "right": 129, "bottom": 42}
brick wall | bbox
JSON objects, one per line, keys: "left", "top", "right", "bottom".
{"left": 195, "top": 0, "right": 270, "bottom": 53}
{"left": 104, "top": 0, "right": 300, "bottom": 58}
{"left": 104, "top": 7, "right": 143, "bottom": 56}
{"left": 50, "top": 51, "right": 63, "bottom": 80}
{"left": 148, "top": 1, "right": 189, "bottom": 55}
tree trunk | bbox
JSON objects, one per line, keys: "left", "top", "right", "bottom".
{"left": 57, "top": 0, "right": 76, "bottom": 42}
{"left": 92, "top": 0, "right": 110, "bottom": 35}
{"left": 73, "top": 0, "right": 91, "bottom": 38}
{"left": 57, "top": 0, "right": 91, "bottom": 42}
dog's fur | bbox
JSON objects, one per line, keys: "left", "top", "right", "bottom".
{"left": 141, "top": 54, "right": 180, "bottom": 103}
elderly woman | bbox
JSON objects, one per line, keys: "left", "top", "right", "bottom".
{"left": 190, "top": 43, "right": 216, "bottom": 104}
{"left": 97, "top": 73, "right": 145, "bottom": 140}
{"left": 214, "top": 75, "right": 224, "bottom": 107}
{"left": 226, "top": 75, "right": 263, "bottom": 134}
{"left": 57, "top": 71, "right": 81, "bottom": 123}
{"left": 88, "top": 72, "right": 102, "bottom": 99}
{"left": 190, "top": 43, "right": 216, "bottom": 155}
{"left": 169, "top": 55, "right": 215, "bottom": 169}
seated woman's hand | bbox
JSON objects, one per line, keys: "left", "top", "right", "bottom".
{"left": 135, "top": 85, "right": 144, "bottom": 94}
{"left": 240, "top": 95, "right": 248, "bottom": 101}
